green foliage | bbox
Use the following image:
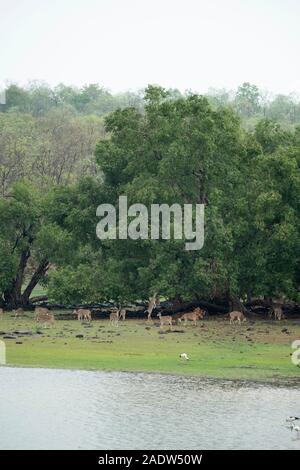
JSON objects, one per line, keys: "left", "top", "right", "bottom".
{"left": 234, "top": 82, "right": 261, "bottom": 117}
{"left": 93, "top": 88, "right": 245, "bottom": 301}
{"left": 93, "top": 86, "right": 300, "bottom": 303}
{"left": 0, "top": 107, "right": 104, "bottom": 193}
{"left": 1, "top": 84, "right": 299, "bottom": 306}
{"left": 0, "top": 182, "right": 90, "bottom": 306}
{"left": 48, "top": 264, "right": 103, "bottom": 304}
{"left": 254, "top": 119, "right": 293, "bottom": 153}
{"left": 1, "top": 81, "right": 300, "bottom": 127}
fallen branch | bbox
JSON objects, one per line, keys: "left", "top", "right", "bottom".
{"left": 29, "top": 295, "right": 49, "bottom": 304}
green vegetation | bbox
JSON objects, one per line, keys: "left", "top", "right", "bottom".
{"left": 1, "top": 134, "right": 298, "bottom": 378}
{"left": 1, "top": 314, "right": 300, "bottom": 382}
{"left": 2, "top": 81, "right": 300, "bottom": 126}
{"left": 30, "top": 284, "right": 48, "bottom": 298}
{"left": 0, "top": 84, "right": 299, "bottom": 316}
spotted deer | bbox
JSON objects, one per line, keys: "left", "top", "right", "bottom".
{"left": 229, "top": 311, "right": 247, "bottom": 324}
{"left": 109, "top": 309, "right": 119, "bottom": 326}
{"left": 36, "top": 312, "right": 55, "bottom": 328}
{"left": 270, "top": 305, "right": 283, "bottom": 321}
{"left": 146, "top": 293, "right": 159, "bottom": 321}
{"left": 35, "top": 307, "right": 51, "bottom": 320}
{"left": 178, "top": 307, "right": 205, "bottom": 326}
{"left": 157, "top": 312, "right": 173, "bottom": 327}
{"left": 119, "top": 308, "right": 127, "bottom": 321}
{"left": 73, "top": 308, "right": 92, "bottom": 322}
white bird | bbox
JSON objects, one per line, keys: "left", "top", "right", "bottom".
{"left": 286, "top": 416, "right": 300, "bottom": 423}
{"left": 292, "top": 424, "right": 300, "bottom": 438}
{"left": 179, "top": 353, "right": 189, "bottom": 360}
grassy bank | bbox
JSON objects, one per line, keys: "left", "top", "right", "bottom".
{"left": 1, "top": 312, "right": 300, "bottom": 381}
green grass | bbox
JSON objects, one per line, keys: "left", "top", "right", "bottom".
{"left": 1, "top": 312, "right": 300, "bottom": 382}
{"left": 27, "top": 284, "right": 47, "bottom": 297}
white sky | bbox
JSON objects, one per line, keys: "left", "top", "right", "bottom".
{"left": 0, "top": 0, "right": 299, "bottom": 94}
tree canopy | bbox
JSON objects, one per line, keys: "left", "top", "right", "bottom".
{"left": 0, "top": 85, "right": 299, "bottom": 308}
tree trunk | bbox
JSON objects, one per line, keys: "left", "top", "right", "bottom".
{"left": 228, "top": 293, "right": 248, "bottom": 314}
{"left": 21, "top": 259, "right": 49, "bottom": 306}
{"left": 3, "top": 256, "right": 49, "bottom": 308}
{"left": 4, "top": 248, "right": 31, "bottom": 308}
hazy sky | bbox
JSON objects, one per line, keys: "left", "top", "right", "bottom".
{"left": 1, "top": 0, "right": 299, "bottom": 94}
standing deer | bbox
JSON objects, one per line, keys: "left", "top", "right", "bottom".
{"left": 229, "top": 311, "right": 247, "bottom": 324}
{"left": 73, "top": 308, "right": 92, "bottom": 322}
{"left": 119, "top": 308, "right": 127, "bottom": 321}
{"left": 270, "top": 305, "right": 283, "bottom": 321}
{"left": 157, "top": 312, "right": 173, "bottom": 327}
{"left": 109, "top": 309, "right": 119, "bottom": 326}
{"left": 146, "top": 293, "right": 159, "bottom": 321}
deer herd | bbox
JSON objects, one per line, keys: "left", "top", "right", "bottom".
{"left": 0, "top": 297, "right": 285, "bottom": 327}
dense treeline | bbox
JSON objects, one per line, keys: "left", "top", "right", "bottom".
{"left": 1, "top": 81, "right": 300, "bottom": 124}
{"left": 0, "top": 82, "right": 144, "bottom": 117}
{"left": 1, "top": 81, "right": 299, "bottom": 195}
{"left": 0, "top": 85, "right": 299, "bottom": 309}
{"left": 0, "top": 107, "right": 104, "bottom": 195}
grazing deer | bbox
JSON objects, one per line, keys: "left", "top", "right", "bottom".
{"left": 229, "top": 311, "right": 247, "bottom": 324}
{"left": 157, "top": 312, "right": 173, "bottom": 327}
{"left": 35, "top": 307, "right": 51, "bottom": 320}
{"left": 119, "top": 308, "right": 127, "bottom": 321}
{"left": 146, "top": 293, "right": 159, "bottom": 321}
{"left": 36, "top": 312, "right": 55, "bottom": 328}
{"left": 270, "top": 306, "right": 283, "bottom": 321}
{"left": 0, "top": 308, "right": 4, "bottom": 320}
{"left": 178, "top": 307, "right": 205, "bottom": 326}
{"left": 109, "top": 309, "right": 119, "bottom": 326}
{"left": 14, "top": 308, "right": 24, "bottom": 319}
{"left": 73, "top": 308, "right": 92, "bottom": 322}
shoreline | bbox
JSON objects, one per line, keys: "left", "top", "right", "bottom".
{"left": 1, "top": 363, "right": 300, "bottom": 388}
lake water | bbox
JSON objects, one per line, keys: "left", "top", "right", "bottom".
{"left": 0, "top": 367, "right": 299, "bottom": 450}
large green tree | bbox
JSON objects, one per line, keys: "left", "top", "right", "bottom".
{"left": 0, "top": 182, "right": 76, "bottom": 307}
{"left": 91, "top": 86, "right": 247, "bottom": 303}
{"left": 2, "top": 86, "right": 298, "bottom": 308}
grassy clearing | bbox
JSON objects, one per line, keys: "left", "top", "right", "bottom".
{"left": 1, "top": 311, "right": 300, "bottom": 382}
{"left": 26, "top": 284, "right": 47, "bottom": 297}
